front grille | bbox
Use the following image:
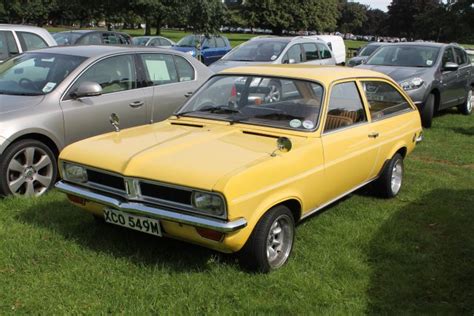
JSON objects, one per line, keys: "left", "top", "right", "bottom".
{"left": 140, "top": 182, "right": 192, "bottom": 205}
{"left": 87, "top": 170, "right": 126, "bottom": 191}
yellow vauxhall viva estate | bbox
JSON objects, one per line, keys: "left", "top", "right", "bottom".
{"left": 56, "top": 65, "right": 423, "bottom": 272}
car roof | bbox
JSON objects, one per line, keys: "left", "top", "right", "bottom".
{"left": 27, "top": 45, "right": 183, "bottom": 58}
{"left": 380, "top": 42, "right": 448, "bottom": 48}
{"left": 0, "top": 24, "right": 47, "bottom": 31}
{"left": 220, "top": 65, "right": 393, "bottom": 86}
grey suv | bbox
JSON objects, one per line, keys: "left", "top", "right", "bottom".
{"left": 0, "top": 46, "right": 212, "bottom": 197}
{"left": 358, "top": 43, "right": 472, "bottom": 127}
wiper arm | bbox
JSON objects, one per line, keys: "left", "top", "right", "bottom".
{"left": 176, "top": 105, "right": 241, "bottom": 118}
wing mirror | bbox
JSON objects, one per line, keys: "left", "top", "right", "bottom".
{"left": 443, "top": 62, "right": 459, "bottom": 72}
{"left": 71, "top": 81, "right": 102, "bottom": 99}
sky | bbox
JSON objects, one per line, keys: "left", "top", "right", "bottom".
{"left": 356, "top": 0, "right": 391, "bottom": 11}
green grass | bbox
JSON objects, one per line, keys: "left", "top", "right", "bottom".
{"left": 1, "top": 109, "right": 473, "bottom": 314}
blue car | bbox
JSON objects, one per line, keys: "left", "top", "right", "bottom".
{"left": 172, "top": 34, "right": 232, "bottom": 66}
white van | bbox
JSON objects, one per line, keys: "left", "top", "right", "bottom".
{"left": 306, "top": 35, "right": 346, "bottom": 65}
{"left": 0, "top": 24, "right": 57, "bottom": 62}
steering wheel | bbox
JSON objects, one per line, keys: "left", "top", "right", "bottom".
{"left": 19, "top": 78, "right": 39, "bottom": 91}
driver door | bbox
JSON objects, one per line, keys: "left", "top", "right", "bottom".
{"left": 60, "top": 54, "right": 148, "bottom": 144}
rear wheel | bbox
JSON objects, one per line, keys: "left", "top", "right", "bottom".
{"left": 374, "top": 153, "right": 404, "bottom": 198}
{"left": 0, "top": 139, "right": 57, "bottom": 197}
{"left": 457, "top": 89, "right": 472, "bottom": 115}
{"left": 239, "top": 205, "right": 295, "bottom": 273}
{"left": 421, "top": 93, "right": 435, "bottom": 128}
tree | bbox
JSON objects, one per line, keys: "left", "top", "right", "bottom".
{"left": 362, "top": 9, "right": 389, "bottom": 36}
{"left": 337, "top": 1, "right": 368, "bottom": 34}
{"left": 187, "top": 0, "right": 226, "bottom": 35}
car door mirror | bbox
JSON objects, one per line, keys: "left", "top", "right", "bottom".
{"left": 71, "top": 81, "right": 103, "bottom": 99}
{"left": 201, "top": 46, "right": 209, "bottom": 50}
{"left": 443, "top": 62, "right": 459, "bottom": 72}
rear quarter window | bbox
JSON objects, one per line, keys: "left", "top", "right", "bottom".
{"left": 361, "top": 81, "right": 412, "bottom": 120}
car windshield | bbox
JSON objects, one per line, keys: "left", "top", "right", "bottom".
{"left": 176, "top": 75, "right": 324, "bottom": 131}
{"left": 223, "top": 40, "right": 288, "bottom": 62}
{"left": 53, "top": 32, "right": 82, "bottom": 45}
{"left": 359, "top": 44, "right": 381, "bottom": 57}
{"left": 132, "top": 37, "right": 150, "bottom": 46}
{"left": 0, "top": 53, "right": 86, "bottom": 96}
{"left": 177, "top": 35, "right": 202, "bottom": 47}
{"left": 366, "top": 45, "right": 440, "bottom": 67}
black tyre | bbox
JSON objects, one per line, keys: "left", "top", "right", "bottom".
{"left": 421, "top": 93, "right": 435, "bottom": 128}
{"left": 374, "top": 153, "right": 404, "bottom": 198}
{"left": 239, "top": 205, "right": 295, "bottom": 273}
{"left": 0, "top": 139, "right": 57, "bottom": 197}
{"left": 457, "top": 89, "right": 472, "bottom": 115}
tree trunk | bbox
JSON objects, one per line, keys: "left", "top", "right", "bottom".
{"left": 145, "top": 18, "right": 151, "bottom": 35}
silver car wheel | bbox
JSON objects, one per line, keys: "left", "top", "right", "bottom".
{"left": 267, "top": 84, "right": 281, "bottom": 103}
{"left": 390, "top": 159, "right": 403, "bottom": 195}
{"left": 7, "top": 146, "right": 54, "bottom": 197}
{"left": 266, "top": 214, "right": 294, "bottom": 269}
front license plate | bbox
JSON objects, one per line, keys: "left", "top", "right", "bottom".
{"left": 103, "top": 208, "right": 162, "bottom": 237}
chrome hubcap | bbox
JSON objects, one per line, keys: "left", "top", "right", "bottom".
{"left": 7, "top": 146, "right": 53, "bottom": 197}
{"left": 266, "top": 214, "right": 293, "bottom": 269}
{"left": 267, "top": 84, "right": 281, "bottom": 103}
{"left": 390, "top": 159, "right": 403, "bottom": 195}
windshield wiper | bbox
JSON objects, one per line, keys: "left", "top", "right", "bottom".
{"left": 255, "top": 112, "right": 302, "bottom": 120}
{"left": 176, "top": 105, "right": 241, "bottom": 118}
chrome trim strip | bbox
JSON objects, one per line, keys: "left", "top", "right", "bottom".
{"left": 416, "top": 132, "right": 423, "bottom": 143}
{"left": 300, "top": 178, "right": 375, "bottom": 220}
{"left": 56, "top": 181, "right": 246, "bottom": 233}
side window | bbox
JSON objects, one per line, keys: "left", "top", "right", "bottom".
{"left": 174, "top": 56, "right": 195, "bottom": 82}
{"left": 103, "top": 33, "right": 119, "bottom": 45}
{"left": 325, "top": 82, "right": 367, "bottom": 132}
{"left": 317, "top": 43, "right": 332, "bottom": 59}
{"left": 442, "top": 47, "right": 455, "bottom": 65}
{"left": 160, "top": 38, "right": 172, "bottom": 46}
{"left": 453, "top": 47, "right": 467, "bottom": 65}
{"left": 0, "top": 31, "right": 19, "bottom": 60}
{"left": 362, "top": 81, "right": 412, "bottom": 120}
{"left": 70, "top": 55, "right": 136, "bottom": 95}
{"left": 204, "top": 38, "right": 217, "bottom": 49}
{"left": 140, "top": 53, "right": 178, "bottom": 85}
{"left": 283, "top": 45, "right": 303, "bottom": 63}
{"left": 149, "top": 38, "right": 161, "bottom": 47}
{"left": 77, "top": 33, "right": 101, "bottom": 45}
{"left": 216, "top": 37, "right": 227, "bottom": 48}
{"left": 16, "top": 32, "right": 47, "bottom": 51}
{"left": 303, "top": 43, "right": 319, "bottom": 61}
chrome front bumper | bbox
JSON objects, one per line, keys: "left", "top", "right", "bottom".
{"left": 55, "top": 181, "right": 247, "bottom": 233}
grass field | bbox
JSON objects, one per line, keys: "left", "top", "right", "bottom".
{"left": 0, "top": 107, "right": 473, "bottom": 313}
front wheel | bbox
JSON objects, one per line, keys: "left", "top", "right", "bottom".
{"left": 421, "top": 93, "right": 435, "bottom": 128}
{"left": 0, "top": 139, "right": 57, "bottom": 197}
{"left": 457, "top": 89, "right": 472, "bottom": 115}
{"left": 374, "top": 153, "right": 404, "bottom": 198}
{"left": 239, "top": 205, "right": 295, "bottom": 273}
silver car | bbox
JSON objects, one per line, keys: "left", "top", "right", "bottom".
{"left": 209, "top": 36, "right": 336, "bottom": 73}
{"left": 0, "top": 24, "right": 57, "bottom": 62}
{"left": 0, "top": 45, "right": 212, "bottom": 197}
{"left": 132, "top": 36, "right": 175, "bottom": 48}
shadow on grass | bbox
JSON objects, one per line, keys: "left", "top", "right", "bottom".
{"left": 451, "top": 127, "right": 474, "bottom": 136}
{"left": 17, "top": 199, "right": 236, "bottom": 272}
{"left": 366, "top": 189, "right": 474, "bottom": 314}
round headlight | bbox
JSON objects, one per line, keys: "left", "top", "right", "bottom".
{"left": 63, "top": 163, "right": 88, "bottom": 183}
{"left": 192, "top": 192, "right": 225, "bottom": 217}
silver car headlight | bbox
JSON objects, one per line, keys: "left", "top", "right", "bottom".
{"left": 192, "top": 192, "right": 225, "bottom": 217}
{"left": 399, "top": 77, "right": 424, "bottom": 91}
{"left": 62, "top": 162, "right": 88, "bottom": 183}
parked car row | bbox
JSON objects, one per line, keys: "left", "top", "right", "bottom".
{"left": 0, "top": 24, "right": 472, "bottom": 273}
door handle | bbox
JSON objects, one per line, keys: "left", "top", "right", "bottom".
{"left": 129, "top": 101, "right": 144, "bottom": 108}
{"left": 184, "top": 92, "right": 193, "bottom": 98}
{"left": 368, "top": 132, "right": 379, "bottom": 138}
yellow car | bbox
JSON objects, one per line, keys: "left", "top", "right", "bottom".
{"left": 56, "top": 65, "right": 423, "bottom": 272}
